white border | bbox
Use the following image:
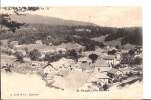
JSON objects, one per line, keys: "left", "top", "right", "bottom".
{"left": 2, "top": 0, "right": 151, "bottom": 99}
{"left": 143, "top": 0, "right": 151, "bottom": 99}
{"left": 1, "top": 0, "right": 142, "bottom": 6}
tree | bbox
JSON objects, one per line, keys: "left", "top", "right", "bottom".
{"left": 1, "top": 14, "right": 24, "bottom": 32}
{"left": 67, "top": 49, "right": 79, "bottom": 62}
{"left": 2, "top": 7, "right": 41, "bottom": 15}
{"left": 102, "top": 84, "right": 109, "bottom": 91}
{"left": 128, "top": 49, "right": 135, "bottom": 55}
{"left": 132, "top": 57, "right": 142, "bottom": 65}
{"left": 99, "top": 42, "right": 105, "bottom": 48}
{"left": 29, "top": 49, "right": 41, "bottom": 61}
{"left": 120, "top": 53, "right": 133, "bottom": 65}
{"left": 88, "top": 53, "right": 98, "bottom": 63}
{"left": 108, "top": 49, "right": 117, "bottom": 55}
{"left": 1, "top": 7, "right": 43, "bottom": 32}
{"left": 44, "top": 53, "right": 54, "bottom": 61}
{"left": 15, "top": 51, "right": 24, "bottom": 62}
{"left": 84, "top": 44, "right": 95, "bottom": 51}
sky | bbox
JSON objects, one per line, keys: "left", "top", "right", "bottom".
{"left": 33, "top": 7, "right": 142, "bottom": 27}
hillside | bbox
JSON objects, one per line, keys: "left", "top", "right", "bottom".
{"left": 10, "top": 14, "right": 95, "bottom": 26}
{"left": 0, "top": 14, "right": 142, "bottom": 48}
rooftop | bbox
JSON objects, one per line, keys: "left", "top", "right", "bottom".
{"left": 103, "top": 55, "right": 115, "bottom": 60}
{"left": 94, "top": 60, "right": 109, "bottom": 67}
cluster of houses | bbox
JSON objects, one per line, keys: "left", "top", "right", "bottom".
{"left": 75, "top": 46, "right": 142, "bottom": 91}
{"left": 1, "top": 39, "right": 142, "bottom": 91}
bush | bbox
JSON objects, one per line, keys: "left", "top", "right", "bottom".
{"left": 29, "top": 49, "right": 41, "bottom": 61}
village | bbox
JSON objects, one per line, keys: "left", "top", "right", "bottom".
{"left": 1, "top": 38, "right": 143, "bottom": 91}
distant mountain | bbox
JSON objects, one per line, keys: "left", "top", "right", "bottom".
{"left": 10, "top": 14, "right": 95, "bottom": 26}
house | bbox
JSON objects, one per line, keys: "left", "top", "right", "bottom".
{"left": 135, "top": 46, "right": 142, "bottom": 54}
{"left": 88, "top": 73, "right": 111, "bottom": 85}
{"left": 95, "top": 59, "right": 109, "bottom": 67}
{"left": 134, "top": 51, "right": 143, "bottom": 58}
{"left": 51, "top": 57, "right": 75, "bottom": 69}
{"left": 48, "top": 42, "right": 53, "bottom": 46}
{"left": 104, "top": 45, "right": 110, "bottom": 51}
{"left": 35, "top": 40, "right": 43, "bottom": 45}
{"left": 56, "top": 47, "right": 67, "bottom": 54}
{"left": 77, "top": 57, "right": 93, "bottom": 71}
{"left": 98, "top": 74, "right": 112, "bottom": 85}
{"left": 78, "top": 57, "right": 92, "bottom": 64}
{"left": 81, "top": 62, "right": 93, "bottom": 72}
{"left": 74, "top": 68, "right": 83, "bottom": 72}
{"left": 30, "top": 61, "right": 46, "bottom": 70}
{"left": 107, "top": 68, "right": 124, "bottom": 79}
{"left": 115, "top": 52, "right": 121, "bottom": 60}
{"left": 119, "top": 67, "right": 133, "bottom": 75}
{"left": 23, "top": 57, "right": 31, "bottom": 63}
{"left": 15, "top": 50, "right": 27, "bottom": 57}
{"left": 103, "top": 55, "right": 116, "bottom": 67}
{"left": 94, "top": 59, "right": 110, "bottom": 72}
{"left": 75, "top": 28, "right": 91, "bottom": 32}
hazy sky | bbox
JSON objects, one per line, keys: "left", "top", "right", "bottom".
{"left": 33, "top": 7, "right": 142, "bottom": 27}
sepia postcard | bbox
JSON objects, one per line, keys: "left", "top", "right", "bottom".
{"left": 0, "top": 6, "right": 143, "bottom": 99}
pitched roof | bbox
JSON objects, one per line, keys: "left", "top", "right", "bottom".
{"left": 88, "top": 73, "right": 110, "bottom": 82}
{"left": 96, "top": 73, "right": 110, "bottom": 79}
{"left": 78, "top": 57, "right": 92, "bottom": 62}
{"left": 107, "top": 68, "right": 122, "bottom": 74}
{"left": 95, "top": 60, "right": 109, "bottom": 67}
{"left": 103, "top": 55, "right": 115, "bottom": 60}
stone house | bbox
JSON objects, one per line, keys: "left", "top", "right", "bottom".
{"left": 107, "top": 68, "right": 124, "bottom": 79}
